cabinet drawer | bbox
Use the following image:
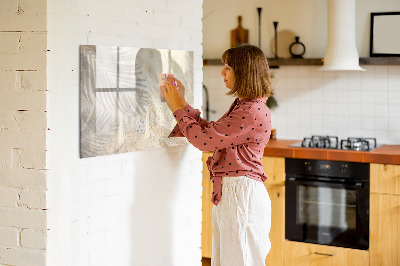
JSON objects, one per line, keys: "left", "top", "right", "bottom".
{"left": 284, "top": 241, "right": 369, "bottom": 266}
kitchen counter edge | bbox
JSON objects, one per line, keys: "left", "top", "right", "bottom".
{"left": 263, "top": 139, "right": 400, "bottom": 165}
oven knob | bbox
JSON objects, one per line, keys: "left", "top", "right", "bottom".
{"left": 305, "top": 162, "right": 312, "bottom": 171}
{"left": 340, "top": 164, "right": 347, "bottom": 174}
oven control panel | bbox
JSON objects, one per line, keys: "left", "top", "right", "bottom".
{"left": 286, "top": 158, "right": 369, "bottom": 180}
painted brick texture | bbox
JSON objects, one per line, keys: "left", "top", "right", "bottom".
{"left": 0, "top": 0, "right": 47, "bottom": 265}
{"left": 46, "top": 0, "right": 203, "bottom": 265}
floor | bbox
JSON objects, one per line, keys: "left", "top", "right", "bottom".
{"left": 202, "top": 257, "right": 211, "bottom": 266}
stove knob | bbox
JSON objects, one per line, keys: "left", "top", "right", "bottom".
{"left": 340, "top": 164, "right": 347, "bottom": 174}
{"left": 305, "top": 162, "right": 312, "bottom": 171}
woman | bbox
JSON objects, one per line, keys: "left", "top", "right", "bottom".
{"left": 161, "top": 44, "right": 273, "bottom": 266}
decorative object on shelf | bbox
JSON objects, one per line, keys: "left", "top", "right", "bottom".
{"left": 289, "top": 36, "right": 306, "bottom": 58}
{"left": 231, "top": 16, "right": 249, "bottom": 48}
{"left": 370, "top": 12, "right": 400, "bottom": 57}
{"left": 269, "top": 30, "right": 295, "bottom": 59}
{"left": 266, "top": 95, "right": 278, "bottom": 110}
{"left": 273, "top": 21, "right": 279, "bottom": 58}
{"left": 257, "top": 8, "right": 262, "bottom": 48}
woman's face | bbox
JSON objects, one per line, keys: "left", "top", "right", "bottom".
{"left": 220, "top": 64, "right": 235, "bottom": 89}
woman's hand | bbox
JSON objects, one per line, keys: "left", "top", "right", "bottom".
{"left": 161, "top": 78, "right": 185, "bottom": 113}
{"left": 174, "top": 78, "right": 187, "bottom": 108}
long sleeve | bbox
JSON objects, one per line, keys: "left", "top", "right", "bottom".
{"left": 172, "top": 105, "right": 257, "bottom": 152}
{"left": 168, "top": 103, "right": 211, "bottom": 137}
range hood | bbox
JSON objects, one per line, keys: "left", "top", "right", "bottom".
{"left": 320, "top": 0, "right": 365, "bottom": 71}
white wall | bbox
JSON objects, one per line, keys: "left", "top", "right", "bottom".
{"left": 46, "top": 0, "right": 203, "bottom": 265}
{"left": 203, "top": 0, "right": 400, "bottom": 58}
{"left": 203, "top": 0, "right": 400, "bottom": 145}
{"left": 0, "top": 0, "right": 48, "bottom": 265}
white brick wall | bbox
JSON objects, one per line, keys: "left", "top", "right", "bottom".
{"left": 46, "top": 0, "right": 203, "bottom": 266}
{"left": 0, "top": 0, "right": 48, "bottom": 265}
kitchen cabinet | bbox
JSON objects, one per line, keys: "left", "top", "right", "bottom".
{"left": 370, "top": 163, "right": 400, "bottom": 266}
{"left": 201, "top": 152, "right": 213, "bottom": 258}
{"left": 261, "top": 156, "right": 285, "bottom": 266}
{"left": 201, "top": 154, "right": 286, "bottom": 266}
{"left": 284, "top": 241, "right": 369, "bottom": 266}
{"left": 370, "top": 163, "right": 400, "bottom": 195}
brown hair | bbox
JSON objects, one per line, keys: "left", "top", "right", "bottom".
{"left": 221, "top": 44, "right": 273, "bottom": 99}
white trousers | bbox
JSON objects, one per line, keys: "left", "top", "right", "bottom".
{"left": 212, "top": 176, "right": 271, "bottom": 266}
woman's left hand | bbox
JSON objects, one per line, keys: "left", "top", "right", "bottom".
{"left": 161, "top": 77, "right": 184, "bottom": 113}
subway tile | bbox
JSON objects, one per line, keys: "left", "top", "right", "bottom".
{"left": 336, "top": 103, "right": 349, "bottom": 116}
{"left": 361, "top": 128, "right": 375, "bottom": 138}
{"left": 374, "top": 130, "right": 389, "bottom": 144}
{"left": 323, "top": 86, "right": 336, "bottom": 103}
{"left": 361, "top": 103, "right": 375, "bottom": 116}
{"left": 348, "top": 116, "right": 362, "bottom": 129}
{"left": 336, "top": 90, "right": 349, "bottom": 103}
{"left": 310, "top": 66, "right": 324, "bottom": 77}
{"left": 361, "top": 75, "right": 374, "bottom": 91}
{"left": 361, "top": 90, "right": 375, "bottom": 104}
{"left": 349, "top": 128, "right": 362, "bottom": 137}
{"left": 374, "top": 65, "right": 388, "bottom": 78}
{"left": 388, "top": 76, "right": 400, "bottom": 91}
{"left": 374, "top": 90, "right": 388, "bottom": 104}
{"left": 285, "top": 66, "right": 298, "bottom": 77}
{"left": 348, "top": 103, "right": 362, "bottom": 116}
{"left": 388, "top": 65, "right": 400, "bottom": 76}
{"left": 348, "top": 90, "right": 362, "bottom": 103}
{"left": 336, "top": 115, "right": 348, "bottom": 129}
{"left": 362, "top": 116, "right": 375, "bottom": 130}
{"left": 348, "top": 74, "right": 362, "bottom": 90}
{"left": 323, "top": 115, "right": 336, "bottom": 129}
{"left": 298, "top": 67, "right": 311, "bottom": 78}
{"left": 375, "top": 104, "right": 389, "bottom": 117}
{"left": 388, "top": 117, "right": 400, "bottom": 131}
{"left": 388, "top": 104, "right": 400, "bottom": 117}
{"left": 298, "top": 77, "right": 310, "bottom": 89}
{"left": 388, "top": 91, "right": 400, "bottom": 104}
{"left": 286, "top": 77, "right": 299, "bottom": 89}
{"left": 374, "top": 77, "right": 388, "bottom": 91}
{"left": 323, "top": 103, "right": 336, "bottom": 115}
{"left": 374, "top": 117, "right": 389, "bottom": 131}
{"left": 388, "top": 131, "right": 400, "bottom": 144}
{"left": 311, "top": 102, "right": 323, "bottom": 113}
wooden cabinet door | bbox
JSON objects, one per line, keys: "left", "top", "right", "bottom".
{"left": 202, "top": 152, "right": 213, "bottom": 258}
{"left": 370, "top": 163, "right": 400, "bottom": 195}
{"left": 284, "top": 241, "right": 369, "bottom": 266}
{"left": 264, "top": 184, "right": 284, "bottom": 266}
{"left": 261, "top": 156, "right": 285, "bottom": 186}
{"left": 370, "top": 193, "right": 400, "bottom": 266}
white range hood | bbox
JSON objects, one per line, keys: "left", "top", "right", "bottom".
{"left": 320, "top": 0, "right": 365, "bottom": 71}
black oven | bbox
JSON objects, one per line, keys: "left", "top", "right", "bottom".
{"left": 285, "top": 158, "right": 369, "bottom": 250}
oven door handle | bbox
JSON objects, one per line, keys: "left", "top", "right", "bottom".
{"left": 287, "top": 177, "right": 364, "bottom": 189}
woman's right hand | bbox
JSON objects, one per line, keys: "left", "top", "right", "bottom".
{"left": 169, "top": 76, "right": 187, "bottom": 108}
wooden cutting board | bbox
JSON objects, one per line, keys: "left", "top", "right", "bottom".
{"left": 231, "top": 16, "right": 249, "bottom": 48}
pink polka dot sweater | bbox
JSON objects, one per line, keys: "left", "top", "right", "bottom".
{"left": 169, "top": 97, "right": 271, "bottom": 206}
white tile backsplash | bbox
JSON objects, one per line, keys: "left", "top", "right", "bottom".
{"left": 204, "top": 64, "right": 400, "bottom": 144}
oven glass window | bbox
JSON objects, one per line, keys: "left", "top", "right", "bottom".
{"left": 297, "top": 186, "right": 356, "bottom": 230}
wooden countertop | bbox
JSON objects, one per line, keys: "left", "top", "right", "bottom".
{"left": 263, "top": 139, "right": 400, "bottom": 165}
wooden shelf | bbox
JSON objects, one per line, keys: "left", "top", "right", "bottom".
{"left": 359, "top": 57, "right": 400, "bottom": 65}
{"left": 203, "top": 57, "right": 400, "bottom": 67}
{"left": 203, "top": 58, "right": 323, "bottom": 67}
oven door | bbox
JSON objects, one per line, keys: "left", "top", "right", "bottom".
{"left": 285, "top": 177, "right": 369, "bottom": 250}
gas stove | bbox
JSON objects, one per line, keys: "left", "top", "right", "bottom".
{"left": 289, "top": 135, "right": 381, "bottom": 151}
